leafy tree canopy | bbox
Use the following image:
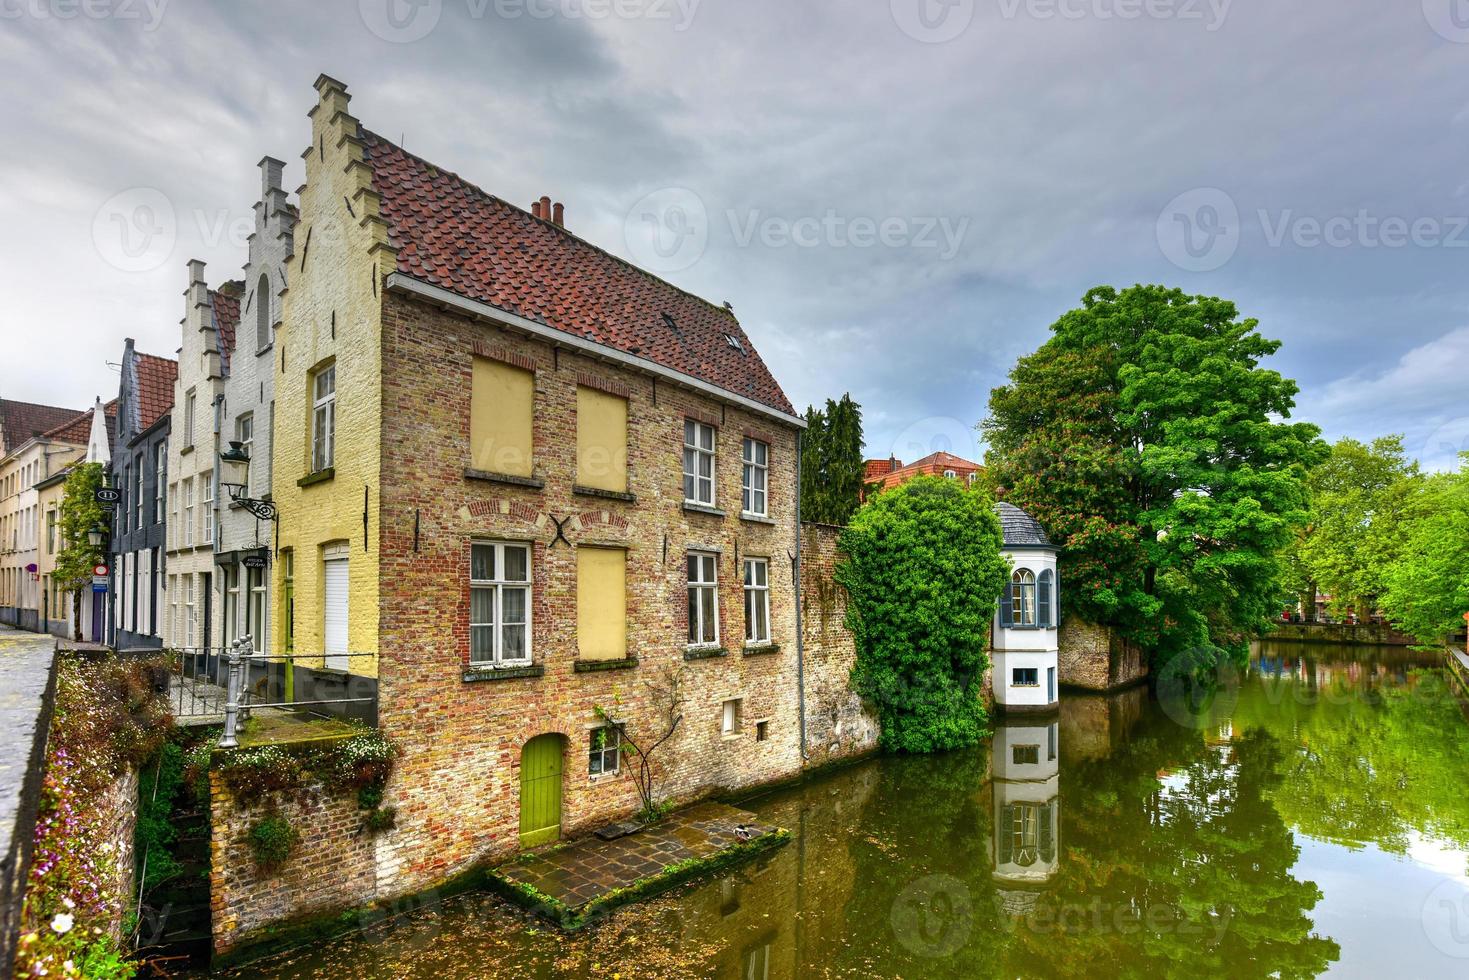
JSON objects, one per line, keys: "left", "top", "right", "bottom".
{"left": 982, "top": 285, "right": 1325, "bottom": 672}
{"left": 1285, "top": 435, "right": 1425, "bottom": 619}
{"left": 55, "top": 462, "right": 108, "bottom": 639}
{"left": 1378, "top": 458, "right": 1469, "bottom": 644}
{"left": 800, "top": 393, "right": 865, "bottom": 526}
{"left": 835, "top": 475, "right": 1010, "bottom": 752}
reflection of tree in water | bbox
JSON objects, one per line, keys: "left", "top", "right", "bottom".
{"left": 1233, "top": 662, "right": 1469, "bottom": 855}
{"left": 1011, "top": 714, "right": 1339, "bottom": 980}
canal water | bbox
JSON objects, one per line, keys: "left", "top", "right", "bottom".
{"left": 226, "top": 643, "right": 1469, "bottom": 978}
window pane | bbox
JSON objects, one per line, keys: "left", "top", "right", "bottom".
{"left": 470, "top": 625, "right": 493, "bottom": 661}
{"left": 502, "top": 624, "right": 526, "bottom": 660}
{"left": 744, "top": 589, "right": 754, "bottom": 635}
{"left": 470, "top": 586, "right": 494, "bottom": 627}
{"left": 700, "top": 426, "right": 714, "bottom": 451}
{"left": 684, "top": 419, "right": 695, "bottom": 445}
{"left": 756, "top": 441, "right": 767, "bottom": 465}
{"left": 502, "top": 586, "right": 527, "bottom": 625}
{"left": 756, "top": 597, "right": 768, "bottom": 642}
{"left": 687, "top": 588, "right": 700, "bottom": 643}
{"left": 503, "top": 546, "right": 528, "bottom": 582}
{"left": 700, "top": 587, "right": 716, "bottom": 642}
{"left": 702, "top": 555, "right": 716, "bottom": 580}
{"left": 687, "top": 555, "right": 699, "bottom": 582}
{"left": 698, "top": 453, "right": 712, "bottom": 480}
{"left": 471, "top": 544, "right": 494, "bottom": 581}
{"left": 743, "top": 561, "right": 753, "bottom": 587}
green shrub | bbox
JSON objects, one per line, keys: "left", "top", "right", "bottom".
{"left": 249, "top": 815, "right": 299, "bottom": 874}
{"left": 836, "top": 476, "right": 1011, "bottom": 752}
{"left": 363, "top": 806, "right": 398, "bottom": 833}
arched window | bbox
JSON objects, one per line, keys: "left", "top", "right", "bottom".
{"left": 255, "top": 273, "right": 271, "bottom": 352}
{"left": 1038, "top": 568, "right": 1054, "bottom": 628}
{"left": 1010, "top": 569, "right": 1036, "bottom": 627}
{"left": 943, "top": 469, "right": 957, "bottom": 479}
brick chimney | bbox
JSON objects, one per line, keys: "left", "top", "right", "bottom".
{"left": 530, "top": 196, "right": 566, "bottom": 227}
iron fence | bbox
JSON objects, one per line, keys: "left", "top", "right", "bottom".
{"left": 166, "top": 640, "right": 378, "bottom": 739}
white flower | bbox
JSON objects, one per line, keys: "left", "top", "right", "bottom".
{"left": 49, "top": 913, "right": 73, "bottom": 935}
{"left": 60, "top": 897, "right": 74, "bottom": 910}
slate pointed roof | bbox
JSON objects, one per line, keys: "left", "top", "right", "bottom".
{"left": 996, "top": 501, "right": 1053, "bottom": 549}
{"left": 359, "top": 130, "right": 796, "bottom": 418}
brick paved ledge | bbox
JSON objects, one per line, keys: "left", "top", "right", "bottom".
{"left": 0, "top": 627, "right": 60, "bottom": 969}
{"left": 489, "top": 800, "right": 790, "bottom": 929}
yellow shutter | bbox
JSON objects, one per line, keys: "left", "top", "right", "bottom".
{"left": 576, "top": 386, "right": 628, "bottom": 492}
{"left": 470, "top": 357, "right": 534, "bottom": 477}
{"left": 576, "top": 547, "right": 627, "bottom": 661}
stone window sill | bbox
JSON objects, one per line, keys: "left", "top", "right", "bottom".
{"left": 682, "top": 502, "right": 726, "bottom": 518}
{"left": 573, "top": 657, "right": 638, "bottom": 673}
{"left": 298, "top": 468, "right": 335, "bottom": 488}
{"left": 683, "top": 645, "right": 728, "bottom": 661}
{"left": 573, "top": 484, "right": 635, "bottom": 503}
{"left": 464, "top": 468, "right": 545, "bottom": 490}
{"left": 742, "top": 643, "right": 781, "bottom": 657}
{"left": 739, "top": 512, "right": 776, "bottom": 525}
{"left": 179, "top": 445, "right": 194, "bottom": 457}
{"left": 463, "top": 663, "right": 544, "bottom": 683}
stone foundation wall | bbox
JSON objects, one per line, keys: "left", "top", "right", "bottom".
{"left": 208, "top": 773, "right": 379, "bottom": 956}
{"left": 1264, "top": 621, "right": 1414, "bottom": 646}
{"left": 96, "top": 769, "right": 139, "bottom": 940}
{"left": 798, "top": 523, "right": 879, "bottom": 767}
{"left": 1058, "top": 617, "right": 1148, "bottom": 692}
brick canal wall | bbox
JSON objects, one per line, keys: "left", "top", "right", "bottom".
{"left": 1263, "top": 621, "right": 1415, "bottom": 646}
{"left": 95, "top": 769, "right": 139, "bottom": 941}
{"left": 208, "top": 773, "right": 379, "bottom": 956}
{"left": 1057, "top": 617, "right": 1148, "bottom": 691}
{"left": 799, "top": 522, "right": 879, "bottom": 767}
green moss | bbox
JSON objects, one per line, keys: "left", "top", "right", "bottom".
{"left": 249, "top": 814, "right": 299, "bottom": 874}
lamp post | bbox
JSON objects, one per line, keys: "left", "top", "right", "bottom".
{"left": 219, "top": 441, "right": 277, "bottom": 522}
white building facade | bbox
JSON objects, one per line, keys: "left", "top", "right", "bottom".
{"left": 992, "top": 501, "right": 1060, "bottom": 712}
{"left": 214, "top": 156, "right": 295, "bottom": 655}
{"left": 988, "top": 715, "right": 1061, "bottom": 917}
{"left": 163, "top": 262, "right": 235, "bottom": 649}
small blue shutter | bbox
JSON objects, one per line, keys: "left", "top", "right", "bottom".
{"left": 999, "top": 580, "right": 1014, "bottom": 628}
{"left": 1053, "top": 565, "right": 1060, "bottom": 626}
{"left": 1038, "top": 570, "right": 1053, "bottom": 628}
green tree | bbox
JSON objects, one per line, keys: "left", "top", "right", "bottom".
{"left": 54, "top": 462, "right": 107, "bottom": 641}
{"left": 835, "top": 475, "right": 1010, "bottom": 752}
{"left": 1288, "top": 436, "right": 1424, "bottom": 620}
{"left": 983, "top": 285, "right": 1325, "bottom": 673}
{"left": 800, "top": 393, "right": 865, "bottom": 526}
{"left": 1378, "top": 460, "right": 1469, "bottom": 644}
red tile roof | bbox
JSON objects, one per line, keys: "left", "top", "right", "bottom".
{"left": 212, "top": 287, "right": 240, "bottom": 368}
{"left": 864, "top": 451, "right": 983, "bottom": 497}
{"left": 134, "top": 353, "right": 177, "bottom": 431}
{"left": 360, "top": 131, "right": 795, "bottom": 417}
{"left": 0, "top": 399, "right": 85, "bottom": 454}
{"left": 38, "top": 409, "right": 93, "bottom": 446}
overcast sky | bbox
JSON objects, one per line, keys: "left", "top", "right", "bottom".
{"left": 3, "top": 0, "right": 1467, "bottom": 468}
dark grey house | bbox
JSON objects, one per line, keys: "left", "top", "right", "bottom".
{"left": 109, "top": 339, "right": 176, "bottom": 650}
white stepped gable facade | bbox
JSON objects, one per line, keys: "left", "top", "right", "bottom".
{"left": 991, "top": 501, "right": 1059, "bottom": 712}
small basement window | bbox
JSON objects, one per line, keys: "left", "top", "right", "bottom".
{"left": 1012, "top": 667, "right": 1039, "bottom": 687}
{"left": 755, "top": 720, "right": 769, "bottom": 742}
{"left": 589, "top": 726, "right": 620, "bottom": 776}
{"left": 722, "top": 698, "right": 742, "bottom": 736}
{"left": 1012, "top": 744, "right": 1040, "bottom": 765}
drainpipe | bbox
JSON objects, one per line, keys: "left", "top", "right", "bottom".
{"left": 795, "top": 428, "right": 808, "bottom": 761}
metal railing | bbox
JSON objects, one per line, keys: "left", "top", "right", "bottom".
{"left": 166, "top": 638, "right": 378, "bottom": 743}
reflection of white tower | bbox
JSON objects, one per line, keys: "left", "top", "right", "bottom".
{"left": 989, "top": 718, "right": 1061, "bottom": 916}
{"left": 992, "top": 502, "right": 1060, "bottom": 712}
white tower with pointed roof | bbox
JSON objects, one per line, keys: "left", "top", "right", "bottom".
{"left": 992, "top": 501, "right": 1060, "bottom": 711}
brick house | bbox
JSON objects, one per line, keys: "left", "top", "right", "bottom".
{"left": 164, "top": 262, "right": 240, "bottom": 650}
{"left": 109, "top": 340, "right": 177, "bottom": 650}
{"left": 270, "top": 76, "right": 806, "bottom": 892}
{"left": 862, "top": 450, "right": 982, "bottom": 500}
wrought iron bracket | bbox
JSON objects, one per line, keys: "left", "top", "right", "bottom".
{"left": 227, "top": 484, "right": 278, "bottom": 522}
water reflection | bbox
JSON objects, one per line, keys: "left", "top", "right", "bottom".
{"left": 226, "top": 643, "right": 1469, "bottom": 979}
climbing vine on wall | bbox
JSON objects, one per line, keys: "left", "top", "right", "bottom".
{"left": 835, "top": 476, "right": 1011, "bottom": 753}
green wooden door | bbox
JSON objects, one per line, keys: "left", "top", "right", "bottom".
{"left": 519, "top": 734, "right": 564, "bottom": 848}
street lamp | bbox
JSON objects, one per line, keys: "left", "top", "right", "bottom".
{"left": 87, "top": 524, "right": 107, "bottom": 548}
{"left": 219, "top": 441, "right": 277, "bottom": 522}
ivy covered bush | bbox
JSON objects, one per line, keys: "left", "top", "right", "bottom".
{"left": 248, "top": 815, "right": 300, "bottom": 874}
{"left": 16, "top": 655, "right": 172, "bottom": 979}
{"left": 836, "top": 476, "right": 1011, "bottom": 753}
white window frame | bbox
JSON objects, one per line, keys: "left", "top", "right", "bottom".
{"left": 183, "top": 478, "right": 194, "bottom": 547}
{"left": 153, "top": 443, "right": 165, "bottom": 523}
{"left": 201, "top": 475, "right": 213, "bottom": 545}
{"left": 741, "top": 438, "right": 768, "bottom": 517}
{"left": 184, "top": 574, "right": 196, "bottom": 646}
{"left": 469, "top": 540, "right": 532, "bottom": 667}
{"left": 1011, "top": 569, "right": 1037, "bottom": 627}
{"left": 683, "top": 420, "right": 716, "bottom": 506}
{"left": 743, "top": 557, "right": 770, "bottom": 645}
{"left": 589, "top": 725, "right": 620, "bottom": 776}
{"left": 225, "top": 566, "right": 240, "bottom": 644}
{"left": 722, "top": 698, "right": 742, "bottom": 736}
{"left": 184, "top": 390, "right": 196, "bottom": 448}
{"left": 1012, "top": 666, "right": 1040, "bottom": 688}
{"left": 168, "top": 574, "right": 178, "bottom": 642}
{"left": 312, "top": 365, "right": 336, "bottom": 473}
{"left": 248, "top": 565, "right": 266, "bottom": 655}
{"left": 236, "top": 412, "right": 254, "bottom": 495}
{"left": 687, "top": 551, "right": 720, "bottom": 648}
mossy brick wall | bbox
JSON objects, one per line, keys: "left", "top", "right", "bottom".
{"left": 798, "top": 522, "right": 879, "bottom": 767}
{"left": 372, "top": 289, "right": 806, "bottom": 897}
{"left": 207, "top": 771, "right": 378, "bottom": 956}
{"left": 1057, "top": 617, "right": 1148, "bottom": 691}
{"left": 96, "top": 769, "right": 138, "bottom": 940}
